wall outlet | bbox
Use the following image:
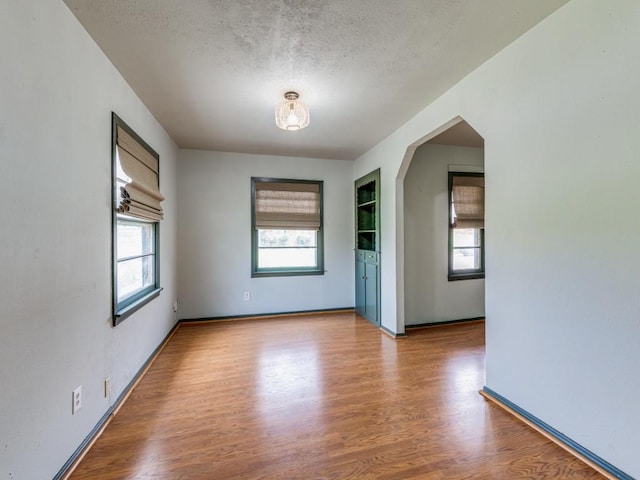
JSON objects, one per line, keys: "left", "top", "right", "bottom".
{"left": 172, "top": 300, "right": 178, "bottom": 313}
{"left": 243, "top": 291, "right": 250, "bottom": 301}
{"left": 72, "top": 386, "right": 82, "bottom": 415}
{"left": 104, "top": 377, "right": 111, "bottom": 398}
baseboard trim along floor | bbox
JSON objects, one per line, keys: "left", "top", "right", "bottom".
{"left": 405, "top": 317, "right": 485, "bottom": 329}
{"left": 480, "top": 387, "right": 632, "bottom": 480}
{"left": 180, "top": 306, "right": 355, "bottom": 324}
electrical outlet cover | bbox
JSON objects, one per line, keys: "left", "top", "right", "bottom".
{"left": 104, "top": 377, "right": 111, "bottom": 398}
{"left": 72, "top": 386, "right": 82, "bottom": 414}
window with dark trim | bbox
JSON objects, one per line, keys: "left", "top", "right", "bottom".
{"left": 251, "top": 177, "right": 324, "bottom": 277}
{"left": 112, "top": 113, "right": 163, "bottom": 325}
{"left": 448, "top": 172, "right": 485, "bottom": 280}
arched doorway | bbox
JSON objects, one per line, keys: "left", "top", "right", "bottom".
{"left": 397, "top": 117, "right": 485, "bottom": 328}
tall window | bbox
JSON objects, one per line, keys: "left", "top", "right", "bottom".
{"left": 112, "top": 113, "right": 164, "bottom": 324}
{"left": 448, "top": 172, "right": 484, "bottom": 280}
{"left": 251, "top": 178, "right": 324, "bottom": 277}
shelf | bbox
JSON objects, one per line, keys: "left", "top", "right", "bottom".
{"left": 355, "top": 168, "right": 380, "bottom": 253}
{"left": 357, "top": 181, "right": 376, "bottom": 204}
{"left": 357, "top": 231, "right": 376, "bottom": 251}
{"left": 357, "top": 208, "right": 376, "bottom": 231}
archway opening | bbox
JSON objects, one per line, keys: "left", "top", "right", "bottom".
{"left": 398, "top": 118, "right": 485, "bottom": 329}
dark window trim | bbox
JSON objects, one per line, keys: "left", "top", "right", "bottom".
{"left": 448, "top": 171, "right": 485, "bottom": 281}
{"left": 251, "top": 177, "right": 324, "bottom": 278}
{"left": 114, "top": 288, "right": 163, "bottom": 324}
{"left": 112, "top": 113, "right": 161, "bottom": 325}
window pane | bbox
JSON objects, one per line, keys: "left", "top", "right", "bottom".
{"left": 453, "top": 228, "right": 480, "bottom": 248}
{"left": 117, "top": 256, "right": 155, "bottom": 302}
{"left": 117, "top": 221, "right": 154, "bottom": 259}
{"left": 258, "top": 247, "right": 317, "bottom": 268}
{"left": 258, "top": 229, "right": 317, "bottom": 248}
{"left": 452, "top": 248, "right": 481, "bottom": 271}
{"left": 257, "top": 229, "right": 318, "bottom": 269}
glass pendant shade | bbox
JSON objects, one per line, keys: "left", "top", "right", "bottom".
{"left": 275, "top": 92, "right": 310, "bottom": 131}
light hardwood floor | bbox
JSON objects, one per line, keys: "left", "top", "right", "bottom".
{"left": 68, "top": 313, "right": 604, "bottom": 479}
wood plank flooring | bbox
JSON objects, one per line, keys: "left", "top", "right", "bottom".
{"left": 68, "top": 313, "right": 604, "bottom": 479}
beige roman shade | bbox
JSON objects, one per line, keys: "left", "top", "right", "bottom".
{"left": 255, "top": 181, "right": 320, "bottom": 230}
{"left": 115, "top": 125, "right": 164, "bottom": 221}
{"left": 451, "top": 175, "right": 484, "bottom": 229}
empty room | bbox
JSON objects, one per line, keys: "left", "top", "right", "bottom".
{"left": 1, "top": 1, "right": 639, "bottom": 479}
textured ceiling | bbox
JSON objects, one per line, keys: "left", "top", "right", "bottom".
{"left": 63, "top": 0, "right": 568, "bottom": 160}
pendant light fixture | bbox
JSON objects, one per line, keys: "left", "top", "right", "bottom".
{"left": 275, "top": 91, "right": 310, "bottom": 131}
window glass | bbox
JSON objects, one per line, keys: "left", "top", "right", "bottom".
{"left": 452, "top": 229, "right": 482, "bottom": 271}
{"left": 117, "top": 222, "right": 154, "bottom": 259}
{"left": 116, "top": 220, "right": 156, "bottom": 303}
{"left": 117, "top": 253, "right": 155, "bottom": 302}
{"left": 257, "top": 229, "right": 317, "bottom": 268}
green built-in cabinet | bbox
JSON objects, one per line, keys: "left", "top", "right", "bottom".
{"left": 355, "top": 169, "right": 380, "bottom": 326}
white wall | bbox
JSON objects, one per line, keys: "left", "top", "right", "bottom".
{"left": 0, "top": 1, "right": 178, "bottom": 478}
{"left": 178, "top": 150, "right": 353, "bottom": 319}
{"left": 3, "top": 0, "right": 639, "bottom": 476}
{"left": 404, "top": 144, "right": 484, "bottom": 325}
{"left": 354, "top": 0, "right": 640, "bottom": 476}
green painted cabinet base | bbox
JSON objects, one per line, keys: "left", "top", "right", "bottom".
{"left": 355, "top": 250, "right": 379, "bottom": 325}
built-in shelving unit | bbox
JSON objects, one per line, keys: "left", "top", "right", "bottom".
{"left": 354, "top": 169, "right": 380, "bottom": 326}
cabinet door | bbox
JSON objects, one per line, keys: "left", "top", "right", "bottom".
{"left": 364, "top": 262, "right": 378, "bottom": 324}
{"left": 355, "top": 260, "right": 366, "bottom": 316}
